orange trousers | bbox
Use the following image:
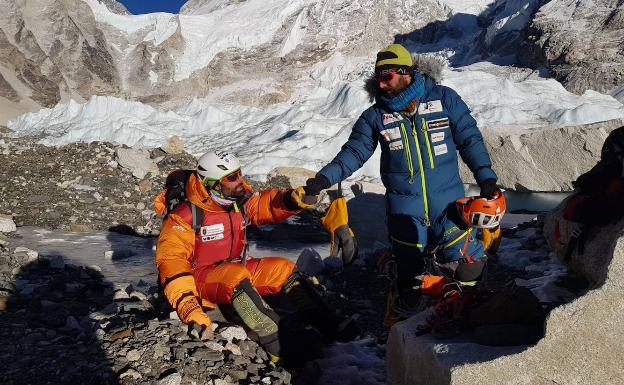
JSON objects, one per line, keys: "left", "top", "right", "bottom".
{"left": 194, "top": 257, "right": 295, "bottom": 306}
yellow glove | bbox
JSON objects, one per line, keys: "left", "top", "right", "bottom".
{"left": 290, "top": 186, "right": 318, "bottom": 209}
{"left": 321, "top": 197, "right": 358, "bottom": 266}
{"left": 480, "top": 226, "right": 502, "bottom": 254}
{"left": 177, "top": 295, "right": 213, "bottom": 334}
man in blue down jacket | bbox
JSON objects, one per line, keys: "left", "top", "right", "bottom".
{"left": 305, "top": 43, "right": 501, "bottom": 322}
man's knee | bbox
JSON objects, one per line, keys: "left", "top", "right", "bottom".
{"left": 200, "top": 263, "right": 252, "bottom": 304}
{"left": 251, "top": 257, "right": 296, "bottom": 296}
{"left": 454, "top": 259, "right": 486, "bottom": 282}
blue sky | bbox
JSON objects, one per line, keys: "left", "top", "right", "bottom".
{"left": 117, "top": 0, "right": 188, "bottom": 14}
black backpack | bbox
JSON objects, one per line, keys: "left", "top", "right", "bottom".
{"left": 574, "top": 126, "right": 624, "bottom": 194}
{"left": 162, "top": 169, "right": 204, "bottom": 234}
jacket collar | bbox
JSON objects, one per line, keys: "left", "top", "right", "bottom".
{"left": 186, "top": 172, "right": 253, "bottom": 213}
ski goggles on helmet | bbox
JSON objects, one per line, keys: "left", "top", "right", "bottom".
{"left": 202, "top": 168, "right": 242, "bottom": 189}
{"left": 455, "top": 193, "right": 507, "bottom": 229}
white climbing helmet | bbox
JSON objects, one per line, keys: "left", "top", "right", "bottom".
{"left": 197, "top": 151, "right": 241, "bottom": 188}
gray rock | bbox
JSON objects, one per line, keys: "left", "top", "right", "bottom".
{"left": 266, "top": 167, "right": 315, "bottom": 189}
{"left": 119, "top": 368, "right": 142, "bottom": 380}
{"left": 213, "top": 379, "right": 235, "bottom": 385}
{"left": 219, "top": 326, "right": 247, "bottom": 343}
{"left": 0, "top": 214, "right": 16, "bottom": 233}
{"left": 13, "top": 247, "right": 38, "bottom": 262}
{"left": 173, "top": 346, "right": 186, "bottom": 361}
{"left": 226, "top": 369, "right": 249, "bottom": 381}
{"left": 204, "top": 341, "right": 225, "bottom": 352}
{"left": 191, "top": 349, "right": 224, "bottom": 362}
{"left": 116, "top": 148, "right": 159, "bottom": 180}
{"left": 161, "top": 136, "right": 185, "bottom": 155}
{"left": 64, "top": 316, "right": 82, "bottom": 331}
{"left": 126, "top": 349, "right": 141, "bottom": 362}
{"left": 158, "top": 371, "right": 182, "bottom": 385}
{"left": 296, "top": 248, "right": 326, "bottom": 276}
{"left": 225, "top": 342, "right": 242, "bottom": 355}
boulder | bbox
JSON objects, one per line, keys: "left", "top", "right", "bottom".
{"left": 460, "top": 119, "right": 624, "bottom": 191}
{"left": 115, "top": 148, "right": 159, "bottom": 179}
{"left": 387, "top": 214, "right": 624, "bottom": 385}
{"left": 160, "top": 136, "right": 185, "bottom": 155}
{"left": 266, "top": 167, "right": 316, "bottom": 189}
{"left": 0, "top": 214, "right": 16, "bottom": 233}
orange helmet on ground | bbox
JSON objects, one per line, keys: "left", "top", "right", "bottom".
{"left": 455, "top": 192, "right": 506, "bottom": 229}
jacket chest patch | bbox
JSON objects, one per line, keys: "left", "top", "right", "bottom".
{"left": 380, "top": 127, "right": 402, "bottom": 142}
{"left": 430, "top": 131, "right": 445, "bottom": 143}
{"left": 382, "top": 113, "right": 404, "bottom": 125}
{"left": 389, "top": 141, "right": 404, "bottom": 151}
{"left": 434, "top": 143, "right": 448, "bottom": 156}
{"left": 200, "top": 223, "right": 224, "bottom": 237}
{"left": 201, "top": 233, "right": 225, "bottom": 242}
{"left": 418, "top": 100, "right": 443, "bottom": 115}
{"left": 426, "top": 117, "right": 450, "bottom": 131}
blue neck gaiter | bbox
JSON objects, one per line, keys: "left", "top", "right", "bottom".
{"left": 379, "top": 72, "right": 425, "bottom": 112}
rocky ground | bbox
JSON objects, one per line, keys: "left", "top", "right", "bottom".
{"left": 0, "top": 130, "right": 295, "bottom": 236}
{"left": 0, "top": 133, "right": 587, "bottom": 385}
{"left": 0, "top": 234, "right": 297, "bottom": 385}
{"left": 0, "top": 224, "right": 556, "bottom": 385}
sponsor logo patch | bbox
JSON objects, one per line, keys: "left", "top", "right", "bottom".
{"left": 417, "top": 100, "right": 443, "bottom": 115}
{"left": 380, "top": 127, "right": 401, "bottom": 142}
{"left": 200, "top": 224, "right": 224, "bottom": 237}
{"left": 202, "top": 233, "right": 225, "bottom": 242}
{"left": 389, "top": 141, "right": 404, "bottom": 151}
{"left": 430, "top": 132, "right": 445, "bottom": 143}
{"left": 173, "top": 224, "right": 187, "bottom": 232}
{"left": 382, "top": 113, "right": 403, "bottom": 125}
{"left": 426, "top": 118, "right": 450, "bottom": 131}
{"left": 434, "top": 143, "right": 448, "bottom": 156}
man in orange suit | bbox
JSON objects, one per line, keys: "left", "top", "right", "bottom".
{"left": 155, "top": 151, "right": 356, "bottom": 364}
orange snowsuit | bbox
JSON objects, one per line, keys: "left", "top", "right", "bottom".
{"left": 155, "top": 173, "right": 300, "bottom": 316}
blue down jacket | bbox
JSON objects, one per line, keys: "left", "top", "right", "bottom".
{"left": 318, "top": 74, "right": 497, "bottom": 231}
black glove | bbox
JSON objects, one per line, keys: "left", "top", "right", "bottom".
{"left": 304, "top": 174, "right": 331, "bottom": 196}
{"left": 479, "top": 178, "right": 501, "bottom": 199}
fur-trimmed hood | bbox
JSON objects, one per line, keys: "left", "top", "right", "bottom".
{"left": 365, "top": 53, "right": 446, "bottom": 102}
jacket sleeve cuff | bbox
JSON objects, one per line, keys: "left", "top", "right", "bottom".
{"left": 474, "top": 168, "right": 497, "bottom": 185}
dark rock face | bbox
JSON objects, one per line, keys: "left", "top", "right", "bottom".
{"left": 519, "top": 0, "right": 624, "bottom": 95}
{"left": 0, "top": 0, "right": 121, "bottom": 107}
{"left": 0, "top": 27, "right": 63, "bottom": 107}
{"left": 97, "top": 0, "right": 130, "bottom": 15}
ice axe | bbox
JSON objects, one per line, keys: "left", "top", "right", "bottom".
{"left": 321, "top": 182, "right": 358, "bottom": 267}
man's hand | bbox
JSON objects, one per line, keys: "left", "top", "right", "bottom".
{"left": 479, "top": 178, "right": 501, "bottom": 199}
{"left": 304, "top": 175, "right": 331, "bottom": 196}
{"left": 177, "top": 296, "right": 213, "bottom": 335}
{"left": 290, "top": 186, "right": 318, "bottom": 209}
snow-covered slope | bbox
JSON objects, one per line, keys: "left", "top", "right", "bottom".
{"left": 4, "top": 0, "right": 624, "bottom": 190}
{"left": 10, "top": 63, "right": 624, "bottom": 185}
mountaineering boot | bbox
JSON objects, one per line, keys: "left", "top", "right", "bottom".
{"left": 231, "top": 279, "right": 282, "bottom": 362}
{"left": 386, "top": 286, "right": 430, "bottom": 327}
{"left": 282, "top": 271, "right": 360, "bottom": 343}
